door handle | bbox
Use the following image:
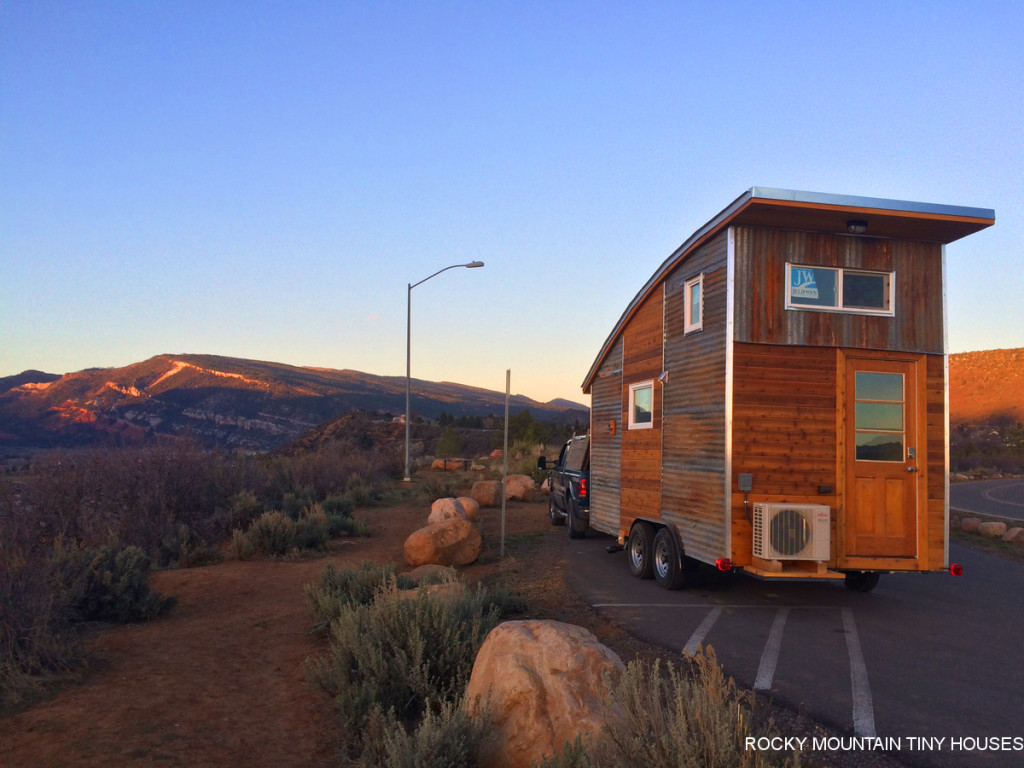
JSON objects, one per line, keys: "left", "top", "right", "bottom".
{"left": 906, "top": 466, "right": 918, "bottom": 473}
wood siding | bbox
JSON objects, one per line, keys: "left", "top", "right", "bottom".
{"left": 730, "top": 344, "right": 839, "bottom": 565}
{"left": 733, "top": 227, "right": 944, "bottom": 353}
{"left": 589, "top": 337, "right": 623, "bottom": 536}
{"left": 619, "top": 289, "right": 664, "bottom": 534}
{"left": 662, "top": 232, "right": 729, "bottom": 562}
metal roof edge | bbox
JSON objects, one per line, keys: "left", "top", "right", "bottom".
{"left": 748, "top": 186, "right": 995, "bottom": 221}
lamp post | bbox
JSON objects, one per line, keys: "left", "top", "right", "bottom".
{"left": 405, "top": 260, "right": 485, "bottom": 481}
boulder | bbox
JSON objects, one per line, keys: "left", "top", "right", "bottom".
{"left": 398, "top": 581, "right": 467, "bottom": 604}
{"left": 960, "top": 517, "right": 981, "bottom": 533}
{"left": 471, "top": 480, "right": 502, "bottom": 508}
{"left": 465, "top": 620, "right": 624, "bottom": 768}
{"left": 428, "top": 497, "right": 467, "bottom": 524}
{"left": 978, "top": 521, "right": 1007, "bottom": 538}
{"left": 404, "top": 517, "right": 482, "bottom": 567}
{"left": 405, "top": 564, "right": 457, "bottom": 584}
{"left": 505, "top": 474, "right": 537, "bottom": 501}
{"left": 457, "top": 496, "right": 481, "bottom": 521}
{"left": 431, "top": 458, "right": 468, "bottom": 471}
{"left": 1002, "top": 527, "right": 1023, "bottom": 543}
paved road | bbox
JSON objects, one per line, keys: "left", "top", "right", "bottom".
{"left": 950, "top": 478, "right": 1024, "bottom": 521}
{"left": 561, "top": 530, "right": 1024, "bottom": 768}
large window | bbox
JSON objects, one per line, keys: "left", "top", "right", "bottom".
{"left": 684, "top": 273, "right": 703, "bottom": 333}
{"left": 854, "top": 372, "right": 905, "bottom": 461}
{"left": 786, "top": 264, "right": 894, "bottom": 315}
{"left": 628, "top": 381, "right": 654, "bottom": 429}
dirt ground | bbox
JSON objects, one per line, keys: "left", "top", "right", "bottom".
{"left": 0, "top": 497, "right": 566, "bottom": 768}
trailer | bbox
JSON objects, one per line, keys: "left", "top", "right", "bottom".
{"left": 582, "top": 187, "right": 994, "bottom": 590}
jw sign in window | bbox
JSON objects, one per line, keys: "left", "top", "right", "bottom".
{"left": 786, "top": 264, "right": 894, "bottom": 316}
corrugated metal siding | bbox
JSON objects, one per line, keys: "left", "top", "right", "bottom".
{"left": 662, "top": 232, "right": 729, "bottom": 563}
{"left": 589, "top": 337, "right": 622, "bottom": 536}
{"left": 733, "top": 227, "right": 944, "bottom": 353}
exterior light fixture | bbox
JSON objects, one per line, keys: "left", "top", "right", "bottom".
{"left": 847, "top": 219, "right": 868, "bottom": 235}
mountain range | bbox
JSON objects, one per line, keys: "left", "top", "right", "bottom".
{"left": 0, "top": 354, "right": 588, "bottom": 454}
{"left": 1, "top": 348, "right": 1019, "bottom": 455}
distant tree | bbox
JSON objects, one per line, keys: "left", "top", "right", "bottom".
{"left": 435, "top": 426, "right": 461, "bottom": 458}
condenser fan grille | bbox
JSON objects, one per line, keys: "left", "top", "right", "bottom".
{"left": 769, "top": 508, "right": 811, "bottom": 557}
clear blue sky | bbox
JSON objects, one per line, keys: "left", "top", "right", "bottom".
{"left": 2, "top": 1, "right": 1021, "bottom": 405}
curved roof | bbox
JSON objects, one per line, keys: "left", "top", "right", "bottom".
{"left": 581, "top": 187, "right": 995, "bottom": 393}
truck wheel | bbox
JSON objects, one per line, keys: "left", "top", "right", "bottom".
{"left": 567, "top": 500, "right": 588, "bottom": 539}
{"left": 844, "top": 571, "right": 881, "bottom": 592}
{"left": 549, "top": 496, "right": 565, "bottom": 526}
{"left": 627, "top": 521, "right": 655, "bottom": 579}
{"left": 653, "top": 527, "right": 687, "bottom": 590}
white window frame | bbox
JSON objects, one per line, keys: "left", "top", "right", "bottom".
{"left": 684, "top": 273, "right": 704, "bottom": 334}
{"left": 785, "top": 263, "right": 895, "bottom": 316}
{"left": 628, "top": 380, "right": 654, "bottom": 430}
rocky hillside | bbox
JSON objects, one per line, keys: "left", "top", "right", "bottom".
{"left": 0, "top": 354, "right": 588, "bottom": 453}
{"left": 949, "top": 348, "right": 1024, "bottom": 425}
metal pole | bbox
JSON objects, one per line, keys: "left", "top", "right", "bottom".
{"left": 403, "top": 261, "right": 484, "bottom": 483}
{"left": 404, "top": 281, "right": 412, "bottom": 481}
{"left": 501, "top": 368, "right": 510, "bottom": 557}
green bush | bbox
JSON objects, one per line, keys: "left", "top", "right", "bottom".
{"left": 56, "top": 541, "right": 176, "bottom": 624}
{"left": 306, "top": 577, "right": 504, "bottom": 757}
{"left": 247, "top": 510, "right": 296, "bottom": 556}
{"left": 364, "top": 697, "right": 488, "bottom": 768}
{"left": 306, "top": 562, "right": 415, "bottom": 638}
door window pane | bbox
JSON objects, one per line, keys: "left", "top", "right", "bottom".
{"left": 856, "top": 372, "right": 903, "bottom": 401}
{"left": 854, "top": 371, "right": 904, "bottom": 462}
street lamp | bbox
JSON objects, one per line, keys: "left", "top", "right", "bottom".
{"left": 405, "top": 260, "right": 485, "bottom": 481}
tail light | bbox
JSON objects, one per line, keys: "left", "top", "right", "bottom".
{"left": 950, "top": 564, "right": 963, "bottom": 576}
{"left": 578, "top": 477, "right": 587, "bottom": 497}
{"left": 715, "top": 558, "right": 732, "bottom": 571}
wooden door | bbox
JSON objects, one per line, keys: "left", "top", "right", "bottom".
{"left": 844, "top": 358, "right": 920, "bottom": 558}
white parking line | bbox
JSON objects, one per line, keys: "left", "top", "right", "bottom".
{"left": 754, "top": 607, "right": 790, "bottom": 690}
{"left": 683, "top": 607, "right": 722, "bottom": 655}
{"left": 842, "top": 607, "right": 876, "bottom": 737}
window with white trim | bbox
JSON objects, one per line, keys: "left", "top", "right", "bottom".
{"left": 786, "top": 263, "right": 894, "bottom": 315}
{"left": 628, "top": 381, "right": 654, "bottom": 430}
{"left": 684, "top": 273, "right": 704, "bottom": 333}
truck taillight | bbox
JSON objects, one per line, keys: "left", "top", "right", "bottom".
{"left": 579, "top": 477, "right": 587, "bottom": 497}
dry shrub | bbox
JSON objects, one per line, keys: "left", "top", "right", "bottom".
{"left": 538, "top": 647, "right": 800, "bottom": 768}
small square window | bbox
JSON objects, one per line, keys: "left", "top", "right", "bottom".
{"left": 628, "top": 381, "right": 654, "bottom": 430}
{"left": 684, "top": 274, "right": 703, "bottom": 333}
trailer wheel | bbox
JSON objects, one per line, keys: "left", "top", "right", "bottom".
{"left": 844, "top": 571, "right": 881, "bottom": 592}
{"left": 653, "top": 527, "right": 687, "bottom": 590}
{"left": 627, "top": 521, "right": 655, "bottom": 579}
{"left": 549, "top": 496, "right": 565, "bottom": 526}
{"left": 567, "top": 500, "right": 588, "bottom": 539}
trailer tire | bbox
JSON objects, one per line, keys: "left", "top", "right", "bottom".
{"left": 627, "top": 521, "right": 655, "bottom": 579}
{"left": 567, "top": 500, "right": 588, "bottom": 539}
{"left": 549, "top": 496, "right": 565, "bottom": 526}
{"left": 653, "top": 527, "right": 687, "bottom": 590}
{"left": 844, "top": 571, "right": 881, "bottom": 592}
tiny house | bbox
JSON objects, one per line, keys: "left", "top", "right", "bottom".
{"left": 582, "top": 188, "right": 994, "bottom": 590}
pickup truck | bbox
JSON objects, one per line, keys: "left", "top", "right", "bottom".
{"left": 538, "top": 434, "right": 590, "bottom": 539}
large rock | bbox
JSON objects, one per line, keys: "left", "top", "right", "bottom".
{"left": 457, "top": 496, "right": 481, "bottom": 521}
{"left": 978, "top": 521, "right": 1007, "bottom": 538}
{"left": 404, "top": 517, "right": 482, "bottom": 567}
{"left": 505, "top": 474, "right": 537, "bottom": 501}
{"left": 961, "top": 517, "right": 981, "bottom": 533}
{"left": 465, "top": 620, "right": 624, "bottom": 768}
{"left": 1002, "top": 527, "right": 1023, "bottom": 543}
{"left": 428, "top": 497, "right": 467, "bottom": 524}
{"left": 431, "top": 458, "right": 468, "bottom": 471}
{"left": 471, "top": 480, "right": 502, "bottom": 508}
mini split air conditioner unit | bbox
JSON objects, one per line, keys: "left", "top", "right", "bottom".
{"left": 752, "top": 503, "right": 831, "bottom": 561}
